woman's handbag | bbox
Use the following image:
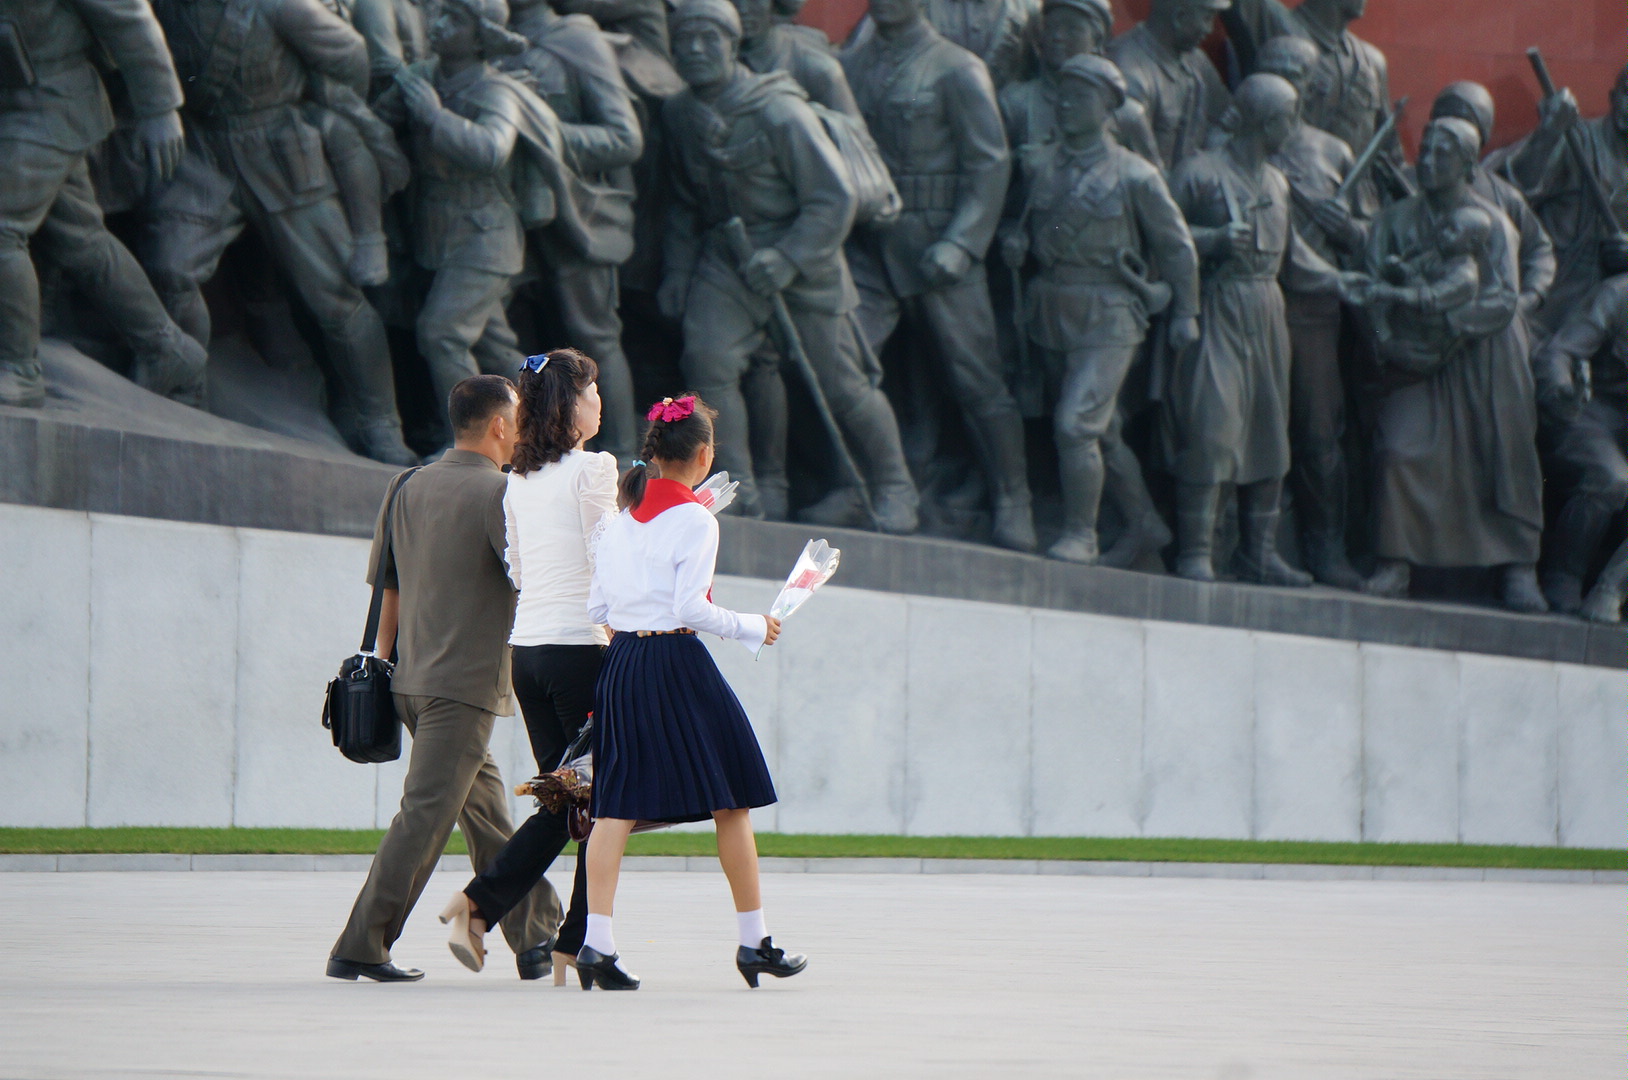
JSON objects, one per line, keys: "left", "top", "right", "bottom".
{"left": 321, "top": 468, "right": 419, "bottom": 763}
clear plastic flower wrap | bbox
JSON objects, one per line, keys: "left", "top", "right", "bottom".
{"left": 757, "top": 539, "right": 841, "bottom": 657}
{"left": 693, "top": 471, "right": 739, "bottom": 515}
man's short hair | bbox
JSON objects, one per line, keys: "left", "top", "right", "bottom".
{"left": 449, "top": 374, "right": 517, "bottom": 440}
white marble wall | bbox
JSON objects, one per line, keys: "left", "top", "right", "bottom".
{"left": 1, "top": 504, "right": 1621, "bottom": 849}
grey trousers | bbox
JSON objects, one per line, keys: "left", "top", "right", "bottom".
{"left": 332, "top": 694, "right": 560, "bottom": 965}
{"left": 0, "top": 140, "right": 177, "bottom": 369}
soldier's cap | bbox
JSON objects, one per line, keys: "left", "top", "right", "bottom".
{"left": 1422, "top": 115, "right": 1483, "bottom": 163}
{"left": 671, "top": 0, "right": 744, "bottom": 39}
{"left": 1041, "top": 0, "right": 1113, "bottom": 32}
{"left": 1056, "top": 54, "right": 1128, "bottom": 108}
{"left": 1431, "top": 81, "right": 1494, "bottom": 146}
{"left": 440, "top": 0, "right": 530, "bottom": 57}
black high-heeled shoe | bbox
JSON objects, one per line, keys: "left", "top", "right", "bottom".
{"left": 735, "top": 937, "right": 807, "bottom": 988}
{"left": 575, "top": 945, "right": 640, "bottom": 991}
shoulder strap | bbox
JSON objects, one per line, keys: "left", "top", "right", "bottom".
{"left": 361, "top": 466, "right": 421, "bottom": 655}
{"left": 190, "top": 0, "right": 259, "bottom": 112}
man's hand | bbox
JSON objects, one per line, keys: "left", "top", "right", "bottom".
{"left": 741, "top": 247, "right": 797, "bottom": 297}
{"left": 656, "top": 274, "right": 690, "bottom": 320}
{"left": 998, "top": 227, "right": 1029, "bottom": 270}
{"left": 399, "top": 71, "right": 443, "bottom": 123}
{"left": 762, "top": 615, "right": 782, "bottom": 646}
{"left": 1336, "top": 271, "right": 1375, "bottom": 307}
{"left": 1167, "top": 314, "right": 1200, "bottom": 352}
{"left": 1223, "top": 221, "right": 1254, "bottom": 261}
{"left": 136, "top": 110, "right": 185, "bottom": 183}
{"left": 1537, "top": 88, "right": 1579, "bottom": 137}
{"left": 1310, "top": 197, "right": 1363, "bottom": 250}
{"left": 919, "top": 241, "right": 972, "bottom": 288}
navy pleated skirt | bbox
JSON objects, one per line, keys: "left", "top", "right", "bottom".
{"left": 590, "top": 632, "right": 777, "bottom": 823}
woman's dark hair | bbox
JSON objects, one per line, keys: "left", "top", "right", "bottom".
{"left": 618, "top": 393, "right": 717, "bottom": 510}
{"left": 510, "top": 348, "right": 600, "bottom": 476}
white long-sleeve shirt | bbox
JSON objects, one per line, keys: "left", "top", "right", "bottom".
{"left": 587, "top": 480, "right": 768, "bottom": 651}
{"left": 505, "top": 449, "right": 618, "bottom": 647}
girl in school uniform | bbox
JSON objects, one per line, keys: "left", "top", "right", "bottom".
{"left": 576, "top": 394, "right": 807, "bottom": 991}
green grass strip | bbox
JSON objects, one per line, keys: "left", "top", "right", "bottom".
{"left": 0, "top": 828, "right": 1620, "bottom": 870}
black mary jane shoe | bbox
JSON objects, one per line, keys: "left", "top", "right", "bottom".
{"left": 575, "top": 945, "right": 640, "bottom": 990}
{"left": 735, "top": 937, "right": 807, "bottom": 988}
{"left": 325, "top": 957, "right": 425, "bottom": 982}
{"left": 515, "top": 943, "right": 553, "bottom": 982}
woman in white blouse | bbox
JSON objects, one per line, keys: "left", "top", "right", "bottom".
{"left": 438, "top": 348, "right": 614, "bottom": 982}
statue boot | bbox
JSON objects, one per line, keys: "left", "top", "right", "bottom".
{"left": 0, "top": 360, "right": 46, "bottom": 408}
{"left": 1235, "top": 481, "right": 1313, "bottom": 587}
{"left": 1174, "top": 482, "right": 1219, "bottom": 582}
{"left": 1580, "top": 538, "right": 1628, "bottom": 624}
{"left": 1501, "top": 564, "right": 1550, "bottom": 615}
{"left": 1363, "top": 559, "right": 1411, "bottom": 599}
{"left": 1048, "top": 441, "right": 1102, "bottom": 565}
{"left": 357, "top": 418, "right": 420, "bottom": 467}
{"left": 1098, "top": 455, "right": 1172, "bottom": 570}
{"left": 977, "top": 415, "right": 1036, "bottom": 553}
{"left": 1302, "top": 530, "right": 1365, "bottom": 591}
{"left": 1541, "top": 493, "right": 1617, "bottom": 614}
{"left": 131, "top": 324, "right": 209, "bottom": 408}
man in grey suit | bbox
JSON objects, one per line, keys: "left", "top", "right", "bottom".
{"left": 330, "top": 374, "right": 559, "bottom": 983}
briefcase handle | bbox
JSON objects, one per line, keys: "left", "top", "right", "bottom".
{"left": 360, "top": 467, "right": 422, "bottom": 658}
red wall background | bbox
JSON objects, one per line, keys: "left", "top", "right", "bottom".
{"left": 795, "top": 0, "right": 1623, "bottom": 153}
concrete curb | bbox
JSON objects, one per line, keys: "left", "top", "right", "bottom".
{"left": 0, "top": 852, "right": 1620, "bottom": 884}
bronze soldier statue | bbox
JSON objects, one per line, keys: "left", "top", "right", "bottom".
{"left": 1001, "top": 56, "right": 1198, "bottom": 566}
{"left": 1359, "top": 117, "right": 1548, "bottom": 613}
{"left": 1532, "top": 272, "right": 1628, "bottom": 617}
{"left": 504, "top": 0, "right": 644, "bottom": 462}
{"left": 1493, "top": 64, "right": 1628, "bottom": 341}
{"left": 1220, "top": 0, "right": 1401, "bottom": 200}
{"left": 1106, "top": 0, "right": 1232, "bottom": 174}
{"left": 843, "top": 0, "right": 1036, "bottom": 551}
{"left": 376, "top": 0, "right": 555, "bottom": 439}
{"left": 1255, "top": 35, "right": 1367, "bottom": 589}
{"left": 659, "top": 0, "right": 919, "bottom": 531}
{"left": 847, "top": 0, "right": 1040, "bottom": 89}
{"left": 734, "top": 0, "right": 860, "bottom": 117}
{"left": 999, "top": 0, "right": 1157, "bottom": 166}
{"left": 729, "top": 0, "right": 865, "bottom": 517}
{"left": 0, "top": 0, "right": 207, "bottom": 408}
{"left": 146, "top": 0, "right": 417, "bottom": 465}
{"left": 1166, "top": 73, "right": 1356, "bottom": 585}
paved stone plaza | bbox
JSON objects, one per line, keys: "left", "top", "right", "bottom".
{"left": 0, "top": 869, "right": 1616, "bottom": 1079}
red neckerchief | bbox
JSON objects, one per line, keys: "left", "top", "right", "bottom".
{"left": 630, "top": 478, "right": 713, "bottom": 603}
{"left": 631, "top": 478, "right": 702, "bottom": 523}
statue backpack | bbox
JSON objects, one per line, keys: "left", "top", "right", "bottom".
{"left": 806, "top": 102, "right": 901, "bottom": 227}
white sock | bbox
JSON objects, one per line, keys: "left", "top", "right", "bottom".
{"left": 585, "top": 914, "right": 615, "bottom": 956}
{"left": 737, "top": 909, "right": 768, "bottom": 949}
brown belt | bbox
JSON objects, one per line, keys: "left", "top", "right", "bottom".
{"left": 633, "top": 628, "right": 696, "bottom": 637}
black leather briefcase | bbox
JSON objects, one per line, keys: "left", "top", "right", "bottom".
{"left": 321, "top": 468, "right": 418, "bottom": 764}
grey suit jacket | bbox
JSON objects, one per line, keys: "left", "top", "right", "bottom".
{"left": 368, "top": 450, "right": 516, "bottom": 716}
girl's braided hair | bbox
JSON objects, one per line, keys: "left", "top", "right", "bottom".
{"left": 618, "top": 394, "right": 717, "bottom": 510}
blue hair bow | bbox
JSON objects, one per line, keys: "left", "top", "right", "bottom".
{"left": 521, "top": 354, "right": 550, "bottom": 373}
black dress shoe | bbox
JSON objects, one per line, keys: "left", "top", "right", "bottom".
{"left": 516, "top": 944, "right": 552, "bottom": 981}
{"left": 575, "top": 945, "right": 640, "bottom": 990}
{"left": 326, "top": 957, "right": 425, "bottom": 982}
{"left": 735, "top": 936, "right": 807, "bottom": 988}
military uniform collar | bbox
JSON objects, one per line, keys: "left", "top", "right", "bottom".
{"left": 875, "top": 19, "right": 938, "bottom": 57}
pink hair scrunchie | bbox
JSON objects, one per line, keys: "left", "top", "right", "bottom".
{"left": 647, "top": 395, "right": 697, "bottom": 423}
